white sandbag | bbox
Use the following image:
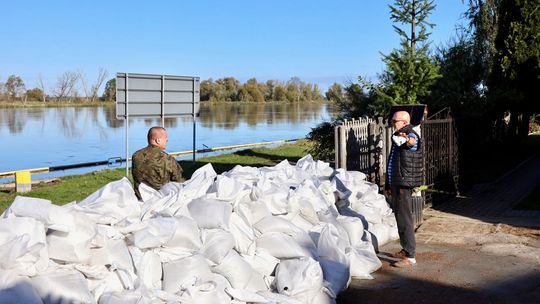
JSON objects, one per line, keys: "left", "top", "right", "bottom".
{"left": 383, "top": 213, "right": 400, "bottom": 241}
{"left": 240, "top": 194, "right": 273, "bottom": 225}
{"left": 212, "top": 175, "right": 247, "bottom": 201}
{"left": 128, "top": 247, "right": 162, "bottom": 289}
{"left": 317, "top": 224, "right": 350, "bottom": 295}
{"left": 256, "top": 232, "right": 315, "bottom": 259}
{"left": 314, "top": 180, "right": 338, "bottom": 212}
{"left": 333, "top": 169, "right": 367, "bottom": 185}
{"left": 188, "top": 197, "right": 232, "bottom": 230}
{"left": 47, "top": 208, "right": 97, "bottom": 264}
{"left": 0, "top": 217, "right": 48, "bottom": 276}
{"left": 138, "top": 182, "right": 162, "bottom": 203}
{"left": 347, "top": 203, "right": 383, "bottom": 224}
{"left": 228, "top": 212, "right": 256, "bottom": 255}
{"left": 166, "top": 216, "right": 202, "bottom": 249}
{"left": 254, "top": 216, "right": 303, "bottom": 235}
{"left": 226, "top": 287, "right": 268, "bottom": 303}
{"left": 31, "top": 269, "right": 94, "bottom": 304}
{"left": 3, "top": 196, "right": 75, "bottom": 232}
{"left": 336, "top": 215, "right": 365, "bottom": 247}
{"left": 78, "top": 177, "right": 140, "bottom": 225}
{"left": 367, "top": 222, "right": 392, "bottom": 248}
{"left": 0, "top": 270, "right": 42, "bottom": 304}
{"left": 290, "top": 179, "right": 330, "bottom": 211}
{"left": 87, "top": 269, "right": 125, "bottom": 303}
{"left": 241, "top": 247, "right": 279, "bottom": 276}
{"left": 296, "top": 154, "right": 334, "bottom": 178}
{"left": 162, "top": 254, "right": 213, "bottom": 294}
{"left": 257, "top": 290, "right": 304, "bottom": 304}
{"left": 130, "top": 217, "right": 175, "bottom": 249}
{"left": 211, "top": 249, "right": 256, "bottom": 289}
{"left": 182, "top": 163, "right": 217, "bottom": 201}
{"left": 310, "top": 287, "right": 337, "bottom": 304}
{"left": 98, "top": 288, "right": 152, "bottom": 304}
{"left": 347, "top": 244, "right": 382, "bottom": 279}
{"left": 89, "top": 234, "right": 134, "bottom": 277}
{"left": 223, "top": 165, "right": 261, "bottom": 187}
{"left": 319, "top": 259, "right": 350, "bottom": 296}
{"left": 178, "top": 274, "right": 232, "bottom": 304}
{"left": 258, "top": 185, "right": 290, "bottom": 215}
{"left": 131, "top": 216, "right": 201, "bottom": 250}
{"left": 201, "top": 229, "right": 235, "bottom": 264}
{"left": 275, "top": 257, "right": 324, "bottom": 302}
{"left": 140, "top": 188, "right": 184, "bottom": 220}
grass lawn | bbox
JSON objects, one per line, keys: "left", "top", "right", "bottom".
{"left": 0, "top": 140, "right": 313, "bottom": 212}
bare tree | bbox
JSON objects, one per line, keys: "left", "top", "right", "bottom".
{"left": 90, "top": 68, "right": 108, "bottom": 103}
{"left": 37, "top": 73, "right": 47, "bottom": 102}
{"left": 80, "top": 70, "right": 90, "bottom": 102}
{"left": 54, "top": 71, "right": 80, "bottom": 102}
{"left": 79, "top": 68, "right": 108, "bottom": 103}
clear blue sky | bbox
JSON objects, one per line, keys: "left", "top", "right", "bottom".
{"left": 1, "top": 0, "right": 468, "bottom": 93}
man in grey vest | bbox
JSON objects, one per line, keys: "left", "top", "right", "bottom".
{"left": 385, "top": 111, "right": 423, "bottom": 267}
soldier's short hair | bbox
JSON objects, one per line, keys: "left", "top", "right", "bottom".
{"left": 147, "top": 126, "right": 166, "bottom": 143}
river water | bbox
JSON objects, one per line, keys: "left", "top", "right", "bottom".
{"left": 0, "top": 102, "right": 337, "bottom": 182}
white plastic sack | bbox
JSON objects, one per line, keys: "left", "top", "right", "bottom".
{"left": 256, "top": 232, "right": 315, "bottom": 259}
{"left": 3, "top": 196, "right": 75, "bottom": 232}
{"left": 241, "top": 247, "right": 279, "bottom": 276}
{"left": 0, "top": 217, "right": 48, "bottom": 276}
{"left": 128, "top": 247, "right": 162, "bottom": 289}
{"left": 337, "top": 215, "right": 365, "bottom": 247}
{"left": 347, "top": 244, "right": 382, "bottom": 279}
{"left": 31, "top": 269, "right": 94, "bottom": 304}
{"left": 78, "top": 177, "right": 140, "bottom": 225}
{"left": 131, "top": 216, "right": 201, "bottom": 250}
{"left": 228, "top": 212, "right": 256, "bottom": 255}
{"left": 317, "top": 224, "right": 351, "bottom": 295}
{"left": 162, "top": 254, "right": 213, "bottom": 294}
{"left": 188, "top": 198, "right": 232, "bottom": 230}
{"left": 182, "top": 163, "right": 217, "bottom": 201}
{"left": 212, "top": 250, "right": 259, "bottom": 290}
{"left": 201, "top": 229, "right": 235, "bottom": 264}
{"left": 275, "top": 257, "right": 324, "bottom": 302}
{"left": 212, "top": 175, "right": 247, "bottom": 201}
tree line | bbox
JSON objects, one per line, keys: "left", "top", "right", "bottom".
{"left": 0, "top": 68, "right": 109, "bottom": 104}
{"left": 0, "top": 73, "right": 336, "bottom": 104}
{"left": 200, "top": 77, "right": 326, "bottom": 102}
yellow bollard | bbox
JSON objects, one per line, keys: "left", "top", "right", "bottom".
{"left": 15, "top": 171, "right": 32, "bottom": 193}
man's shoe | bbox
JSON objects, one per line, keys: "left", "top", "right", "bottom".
{"left": 393, "top": 257, "right": 416, "bottom": 268}
{"left": 392, "top": 249, "right": 408, "bottom": 259}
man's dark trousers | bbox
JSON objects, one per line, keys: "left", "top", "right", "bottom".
{"left": 391, "top": 186, "right": 416, "bottom": 258}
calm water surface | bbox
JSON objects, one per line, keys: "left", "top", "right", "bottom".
{"left": 0, "top": 102, "right": 337, "bottom": 181}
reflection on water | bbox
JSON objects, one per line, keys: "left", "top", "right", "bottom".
{"left": 0, "top": 102, "right": 337, "bottom": 178}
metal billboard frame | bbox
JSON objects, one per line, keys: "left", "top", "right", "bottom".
{"left": 116, "top": 72, "right": 200, "bottom": 176}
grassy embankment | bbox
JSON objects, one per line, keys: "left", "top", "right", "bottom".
{"left": 0, "top": 140, "right": 314, "bottom": 211}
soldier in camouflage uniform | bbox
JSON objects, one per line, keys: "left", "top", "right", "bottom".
{"left": 132, "top": 126, "right": 183, "bottom": 200}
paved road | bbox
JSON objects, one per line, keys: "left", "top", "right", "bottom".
{"left": 337, "top": 152, "right": 540, "bottom": 304}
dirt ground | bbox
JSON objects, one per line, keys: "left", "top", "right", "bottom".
{"left": 337, "top": 209, "right": 540, "bottom": 304}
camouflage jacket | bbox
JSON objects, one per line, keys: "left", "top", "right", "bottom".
{"left": 132, "top": 145, "right": 183, "bottom": 199}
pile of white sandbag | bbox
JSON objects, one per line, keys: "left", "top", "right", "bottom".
{"left": 0, "top": 155, "right": 398, "bottom": 304}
